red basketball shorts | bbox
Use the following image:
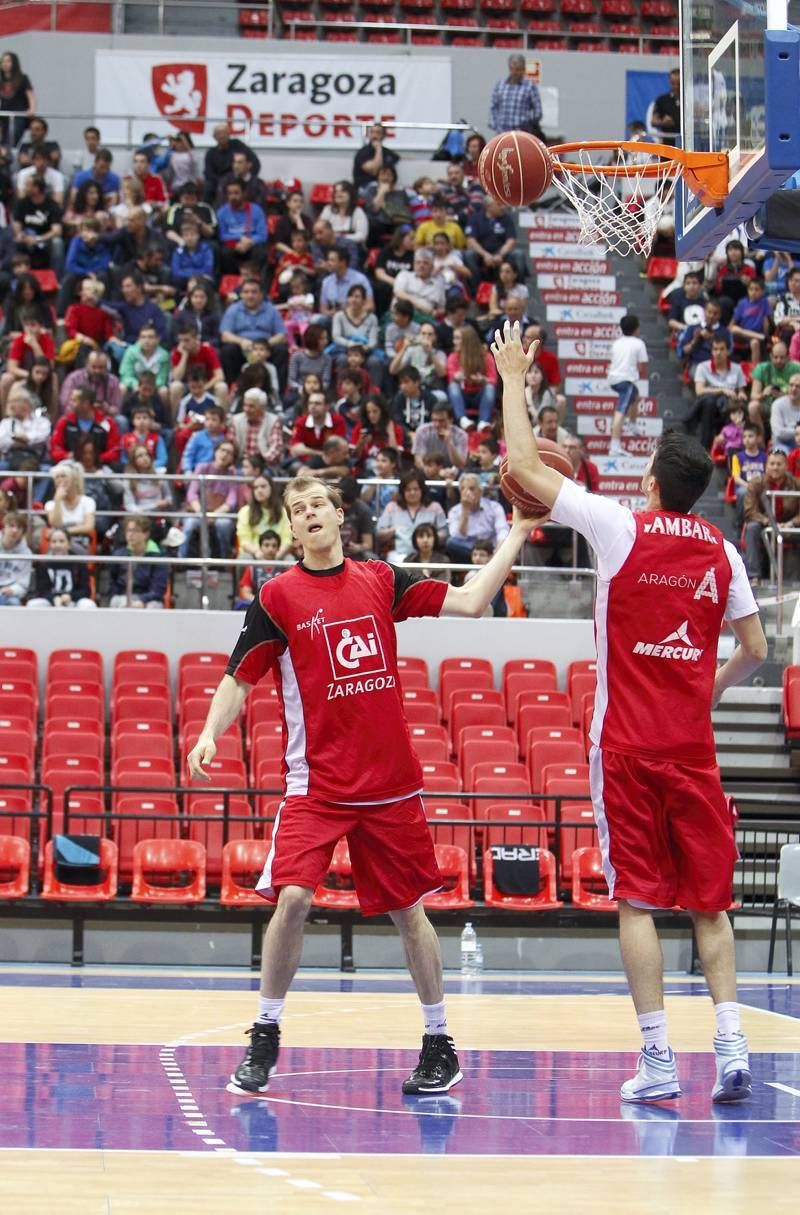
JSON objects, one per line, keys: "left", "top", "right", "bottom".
{"left": 255, "top": 791, "right": 443, "bottom": 916}
{"left": 588, "top": 745, "right": 738, "bottom": 912}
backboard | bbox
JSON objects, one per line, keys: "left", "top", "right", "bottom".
{"left": 676, "top": 0, "right": 800, "bottom": 258}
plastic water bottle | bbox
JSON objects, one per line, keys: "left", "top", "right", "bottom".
{"left": 460, "top": 922, "right": 483, "bottom": 976}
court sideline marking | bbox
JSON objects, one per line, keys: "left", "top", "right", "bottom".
{"left": 158, "top": 1024, "right": 361, "bottom": 1203}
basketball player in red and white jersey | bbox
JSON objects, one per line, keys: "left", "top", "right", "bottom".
{"left": 492, "top": 322, "right": 767, "bottom": 1105}
{"left": 188, "top": 472, "right": 535, "bottom": 1098}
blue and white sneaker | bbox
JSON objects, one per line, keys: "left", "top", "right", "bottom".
{"left": 711, "top": 1033, "right": 752, "bottom": 1104}
{"left": 620, "top": 1046, "right": 682, "bottom": 1103}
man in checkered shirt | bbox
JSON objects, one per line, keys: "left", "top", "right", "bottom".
{"left": 489, "top": 54, "right": 544, "bottom": 141}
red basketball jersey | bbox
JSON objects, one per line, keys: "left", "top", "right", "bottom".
{"left": 550, "top": 478, "right": 758, "bottom": 766}
{"left": 226, "top": 559, "right": 448, "bottom": 802}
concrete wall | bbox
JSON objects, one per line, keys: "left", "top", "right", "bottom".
{"left": 1, "top": 32, "right": 672, "bottom": 181}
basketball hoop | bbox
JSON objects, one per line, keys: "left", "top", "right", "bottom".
{"left": 547, "top": 140, "right": 729, "bottom": 257}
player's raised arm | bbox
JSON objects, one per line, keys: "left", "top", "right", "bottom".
{"left": 492, "top": 320, "right": 565, "bottom": 510}
{"left": 186, "top": 673, "right": 249, "bottom": 780}
{"left": 442, "top": 506, "right": 534, "bottom": 617}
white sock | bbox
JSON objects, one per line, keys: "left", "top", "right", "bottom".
{"left": 421, "top": 1000, "right": 448, "bottom": 1036}
{"left": 714, "top": 1001, "right": 741, "bottom": 1038}
{"left": 637, "top": 1010, "right": 669, "bottom": 1055}
{"left": 258, "top": 996, "right": 285, "bottom": 1025}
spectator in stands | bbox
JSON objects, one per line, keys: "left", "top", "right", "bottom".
{"left": 335, "top": 369, "right": 367, "bottom": 437}
{"left": 0, "top": 53, "right": 35, "bottom": 147}
{"left": 0, "top": 384, "right": 50, "bottom": 471}
{"left": 363, "top": 165, "right": 414, "bottom": 242}
{"left": 236, "top": 472, "right": 292, "bottom": 559}
{"left": 22, "top": 356, "right": 54, "bottom": 421}
{"left": 181, "top": 403, "right": 226, "bottom": 472}
{"left": 123, "top": 243, "right": 175, "bottom": 311}
{"left": 372, "top": 226, "right": 415, "bottom": 315}
{"left": 109, "top": 515, "right": 169, "bottom": 608}
{"left": 203, "top": 122, "right": 260, "bottom": 205}
{"left": 478, "top": 260, "right": 529, "bottom": 329}
{"left": 58, "top": 218, "right": 113, "bottom": 313}
{"left": 287, "top": 324, "right": 332, "bottom": 396}
{"left": 0, "top": 310, "right": 56, "bottom": 409}
{"left": 667, "top": 270, "right": 708, "bottom": 335}
{"left": 461, "top": 133, "right": 487, "bottom": 180}
{"left": 770, "top": 374, "right": 800, "bottom": 453}
{"left": 121, "top": 403, "right": 168, "bottom": 471}
{"left": 353, "top": 121, "right": 400, "bottom": 191}
{"left": 403, "top": 520, "right": 450, "bottom": 582}
{"left": 17, "top": 146, "right": 65, "bottom": 205}
{"left": 170, "top": 221, "right": 215, "bottom": 292}
{"left": 307, "top": 433, "right": 351, "bottom": 481}
{"left": 713, "top": 239, "right": 757, "bottom": 307}
{"left": 180, "top": 439, "right": 239, "bottom": 558}
{"left": 431, "top": 231, "right": 471, "bottom": 291}
{"left": 384, "top": 298, "right": 419, "bottom": 361}
{"left": 749, "top": 340, "right": 800, "bottom": 428}
{"left": 331, "top": 284, "right": 382, "bottom": 385}
{"left": 763, "top": 249, "right": 797, "bottom": 297}
{"left": 650, "top": 68, "right": 681, "bottom": 145}
{"left": 50, "top": 385, "right": 121, "bottom": 468}
{"left": 524, "top": 361, "right": 559, "bottom": 425}
{"left": 18, "top": 116, "right": 59, "bottom": 170}
{"left": 678, "top": 299, "right": 732, "bottom": 375}
{"left": 377, "top": 467, "right": 446, "bottom": 563}
{"left": 173, "top": 277, "right": 221, "bottom": 345}
{"left": 165, "top": 180, "right": 217, "bottom": 245}
{"left": 106, "top": 177, "right": 143, "bottom": 229}
{"left": 318, "top": 247, "right": 374, "bottom": 317}
{"left": 59, "top": 348, "right": 122, "bottom": 422}
{"left": 349, "top": 393, "right": 408, "bottom": 475}
{"left": 311, "top": 217, "right": 355, "bottom": 276}
{"left": 272, "top": 190, "right": 313, "bottom": 257}
{"left": 220, "top": 277, "right": 288, "bottom": 388}
{"left": 489, "top": 54, "right": 544, "bottom": 142}
{"left": 71, "top": 148, "right": 120, "bottom": 207}
{"left": 109, "top": 272, "right": 167, "bottom": 352}
{"left": 277, "top": 268, "right": 315, "bottom": 346}
{"left": 445, "top": 472, "right": 509, "bottom": 563}
{"left": 392, "top": 248, "right": 445, "bottom": 319}
{"left": 731, "top": 274, "right": 772, "bottom": 366}
{"left": 119, "top": 323, "right": 170, "bottom": 408}
{"left": 169, "top": 318, "right": 227, "bottom": 412}
{"left": 447, "top": 324, "right": 497, "bottom": 431}
{"left": 130, "top": 149, "right": 167, "bottom": 210}
{"left": 0, "top": 510, "right": 30, "bottom": 604}
{"left": 607, "top": 314, "right": 648, "bottom": 457}
{"left": 2, "top": 270, "right": 53, "bottom": 336}
{"left": 217, "top": 180, "right": 268, "bottom": 274}
{"left": 413, "top": 400, "right": 468, "bottom": 472}
{"left": 360, "top": 446, "right": 399, "bottom": 516}
{"left": 44, "top": 459, "right": 96, "bottom": 551}
{"left": 12, "top": 175, "right": 63, "bottom": 271}
{"left": 730, "top": 423, "right": 768, "bottom": 519}
{"left": 160, "top": 130, "right": 199, "bottom": 195}
{"left": 26, "top": 525, "right": 95, "bottom": 609}
{"left": 289, "top": 389, "right": 347, "bottom": 466}
{"left": 436, "top": 288, "right": 479, "bottom": 356}
{"left": 235, "top": 529, "right": 283, "bottom": 607}
{"left": 392, "top": 365, "right": 438, "bottom": 432}
{"left": 466, "top": 435, "right": 501, "bottom": 489}
{"left": 715, "top": 402, "right": 747, "bottom": 464}
{"left": 437, "top": 161, "right": 479, "bottom": 228}
{"left": 563, "top": 433, "right": 600, "bottom": 494}
{"left": 337, "top": 476, "right": 375, "bottom": 560}
{"left": 415, "top": 196, "right": 466, "bottom": 251}
{"left": 535, "top": 404, "right": 570, "bottom": 446}
{"left": 62, "top": 278, "right": 115, "bottom": 366}
{"left": 215, "top": 149, "right": 265, "bottom": 208}
{"left": 320, "top": 180, "right": 369, "bottom": 249}
{"left": 121, "top": 444, "right": 172, "bottom": 523}
{"left": 465, "top": 198, "right": 517, "bottom": 284}
{"left": 743, "top": 449, "right": 800, "bottom": 584}
{"left": 73, "top": 433, "right": 123, "bottom": 540}
{"left": 772, "top": 267, "right": 800, "bottom": 346}
{"left": 228, "top": 387, "right": 284, "bottom": 470}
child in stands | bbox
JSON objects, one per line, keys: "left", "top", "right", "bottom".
{"left": 234, "top": 528, "right": 282, "bottom": 609}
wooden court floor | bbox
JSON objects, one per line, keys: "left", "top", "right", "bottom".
{"left": 1, "top": 969, "right": 799, "bottom": 1214}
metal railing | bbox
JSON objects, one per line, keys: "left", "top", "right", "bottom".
{"left": 764, "top": 489, "right": 800, "bottom": 632}
{"left": 0, "top": 0, "right": 275, "bottom": 37}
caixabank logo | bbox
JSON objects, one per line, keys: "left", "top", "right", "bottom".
{"left": 151, "top": 64, "right": 208, "bottom": 134}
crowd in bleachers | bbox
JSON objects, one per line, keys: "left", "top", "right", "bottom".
{"left": 655, "top": 239, "right": 800, "bottom": 586}
{"left": 0, "top": 56, "right": 585, "bottom": 609}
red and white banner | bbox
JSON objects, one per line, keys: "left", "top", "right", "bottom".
{"left": 541, "top": 290, "right": 622, "bottom": 306}
{"left": 94, "top": 51, "right": 451, "bottom": 149}
{"left": 563, "top": 360, "right": 611, "bottom": 377}
{"left": 546, "top": 305, "right": 625, "bottom": 322}
{"left": 537, "top": 274, "right": 617, "bottom": 291}
{"left": 584, "top": 435, "right": 659, "bottom": 455}
{"left": 533, "top": 259, "right": 611, "bottom": 275}
{"left": 574, "top": 396, "right": 658, "bottom": 416}
{"left": 558, "top": 338, "right": 614, "bottom": 359}
{"left": 531, "top": 242, "right": 608, "bottom": 261}
{"left": 577, "top": 416, "right": 663, "bottom": 437}
{"left": 565, "top": 376, "right": 648, "bottom": 396}
{"left": 551, "top": 323, "right": 620, "bottom": 340}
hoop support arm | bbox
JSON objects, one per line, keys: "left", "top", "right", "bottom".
{"left": 548, "top": 141, "right": 730, "bottom": 208}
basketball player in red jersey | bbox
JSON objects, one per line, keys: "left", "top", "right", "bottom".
{"left": 492, "top": 322, "right": 767, "bottom": 1105}
{"left": 188, "top": 472, "right": 535, "bottom": 1097}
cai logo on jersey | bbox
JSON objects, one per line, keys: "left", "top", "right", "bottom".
{"left": 324, "top": 615, "right": 387, "bottom": 682}
{"left": 632, "top": 620, "right": 704, "bottom": 662}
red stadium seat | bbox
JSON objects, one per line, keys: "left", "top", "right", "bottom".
{"left": 186, "top": 795, "right": 253, "bottom": 880}
{"left": 0, "top": 693, "right": 35, "bottom": 727}
{"left": 114, "top": 794, "right": 180, "bottom": 880}
{"left": 440, "top": 670, "right": 494, "bottom": 722}
{"left": 404, "top": 702, "right": 442, "bottom": 726}
{"left": 45, "top": 717, "right": 103, "bottom": 742}
{"left": 111, "top": 731, "right": 173, "bottom": 765}
{"left": 411, "top": 735, "right": 450, "bottom": 763}
{"left": 783, "top": 666, "right": 800, "bottom": 739}
{"left": 568, "top": 659, "right": 597, "bottom": 683}
{"left": 0, "top": 834, "right": 30, "bottom": 897}
{"left": 310, "top": 183, "right": 335, "bottom": 207}
{"left": 131, "top": 839, "right": 206, "bottom": 903}
{"left": 114, "top": 694, "right": 171, "bottom": 725}
{"left": 42, "top": 837, "right": 118, "bottom": 902}
{"left": 402, "top": 687, "right": 439, "bottom": 709}
{"left": 397, "top": 656, "right": 429, "bottom": 680}
{"left": 451, "top": 699, "right": 505, "bottom": 746}
{"left": 111, "top": 720, "right": 172, "bottom": 752}
{"left": 572, "top": 846, "right": 616, "bottom": 910}
{"left": 178, "top": 651, "right": 227, "bottom": 683}
{"left": 47, "top": 691, "right": 103, "bottom": 725}
{"left": 569, "top": 673, "right": 596, "bottom": 726}
{"left": 0, "top": 648, "right": 37, "bottom": 682}
{"left": 42, "top": 756, "right": 103, "bottom": 834}
{"left": 0, "top": 795, "right": 35, "bottom": 841}
{"left": 114, "top": 650, "right": 169, "bottom": 681}
{"left": 484, "top": 846, "right": 563, "bottom": 910}
{"left": 516, "top": 695, "right": 572, "bottom": 754}
{"left": 423, "top": 797, "right": 473, "bottom": 875}
{"left": 460, "top": 737, "right": 519, "bottom": 785}
{"left": 439, "top": 656, "right": 493, "bottom": 683}
{"left": 529, "top": 740, "right": 585, "bottom": 792}
{"left": 472, "top": 771, "right": 529, "bottom": 820}
{"left": 48, "top": 649, "right": 103, "bottom": 680}
{"left": 0, "top": 676, "right": 38, "bottom": 715}
{"left": 526, "top": 726, "right": 582, "bottom": 748}
{"left": 503, "top": 657, "right": 557, "bottom": 683}
{"left": 408, "top": 723, "right": 449, "bottom": 750}
{"left": 0, "top": 728, "right": 35, "bottom": 763}
{"left": 559, "top": 804, "right": 597, "bottom": 881}
{"left": 459, "top": 724, "right": 515, "bottom": 753}
{"left": 423, "top": 844, "right": 474, "bottom": 909}
{"left": 466, "top": 754, "right": 526, "bottom": 791}
{"left": 420, "top": 761, "right": 460, "bottom": 793}
{"left": 0, "top": 753, "right": 33, "bottom": 783}
{"left": 400, "top": 669, "right": 430, "bottom": 691}
{"left": 479, "top": 801, "right": 549, "bottom": 851}
{"left": 220, "top": 838, "right": 269, "bottom": 905}
{"left": 505, "top": 672, "right": 559, "bottom": 723}
{"left": 312, "top": 839, "right": 360, "bottom": 909}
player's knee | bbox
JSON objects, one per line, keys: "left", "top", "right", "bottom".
{"left": 389, "top": 901, "right": 429, "bottom": 936}
{"left": 276, "top": 885, "right": 313, "bottom": 923}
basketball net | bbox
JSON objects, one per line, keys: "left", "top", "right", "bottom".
{"left": 547, "top": 141, "right": 729, "bottom": 258}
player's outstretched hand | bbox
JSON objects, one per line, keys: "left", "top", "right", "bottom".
{"left": 187, "top": 735, "right": 216, "bottom": 781}
{"left": 512, "top": 504, "right": 548, "bottom": 533}
{"left": 490, "top": 320, "right": 538, "bottom": 379}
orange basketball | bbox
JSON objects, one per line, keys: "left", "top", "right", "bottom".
{"left": 478, "top": 131, "right": 554, "bottom": 208}
{"left": 499, "top": 439, "right": 573, "bottom": 518}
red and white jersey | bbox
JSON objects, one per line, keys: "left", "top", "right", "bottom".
{"left": 551, "top": 477, "right": 758, "bottom": 764}
{"left": 226, "top": 558, "right": 448, "bottom": 802}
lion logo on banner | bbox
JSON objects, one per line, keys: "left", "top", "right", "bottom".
{"left": 151, "top": 64, "right": 208, "bottom": 134}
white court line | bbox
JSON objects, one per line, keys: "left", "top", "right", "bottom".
{"left": 767, "top": 1082, "right": 800, "bottom": 1098}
